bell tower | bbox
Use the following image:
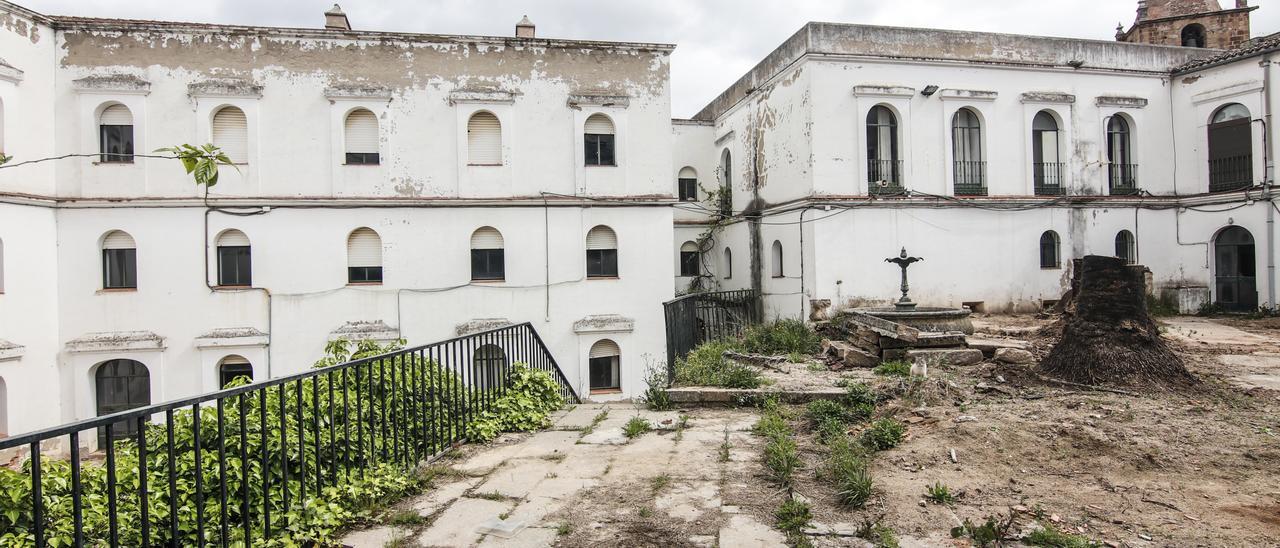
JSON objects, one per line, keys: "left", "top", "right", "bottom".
{"left": 1116, "top": 0, "right": 1256, "bottom": 49}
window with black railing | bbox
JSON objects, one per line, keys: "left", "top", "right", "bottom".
{"left": 867, "top": 159, "right": 903, "bottom": 195}
{"left": 1034, "top": 162, "right": 1065, "bottom": 195}
{"left": 1107, "top": 116, "right": 1137, "bottom": 195}
{"left": 1032, "top": 111, "right": 1065, "bottom": 196}
{"left": 1208, "top": 103, "right": 1254, "bottom": 193}
{"left": 953, "top": 161, "right": 987, "bottom": 196}
{"left": 866, "top": 105, "right": 902, "bottom": 195}
{"left": 0, "top": 323, "right": 579, "bottom": 547}
{"left": 951, "top": 108, "right": 985, "bottom": 196}
{"left": 1108, "top": 163, "right": 1139, "bottom": 195}
{"left": 1209, "top": 155, "right": 1253, "bottom": 192}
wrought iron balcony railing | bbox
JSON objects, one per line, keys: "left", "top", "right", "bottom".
{"left": 867, "top": 159, "right": 904, "bottom": 195}
{"left": 1209, "top": 155, "right": 1253, "bottom": 193}
{"left": 1034, "top": 162, "right": 1065, "bottom": 196}
{"left": 953, "top": 160, "right": 987, "bottom": 196}
{"left": 1108, "top": 163, "right": 1139, "bottom": 196}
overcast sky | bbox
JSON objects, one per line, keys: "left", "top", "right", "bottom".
{"left": 24, "top": 0, "right": 1280, "bottom": 117}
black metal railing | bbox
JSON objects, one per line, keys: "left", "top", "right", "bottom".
{"left": 663, "top": 289, "right": 760, "bottom": 382}
{"left": 1209, "top": 155, "right": 1253, "bottom": 193}
{"left": 0, "top": 323, "right": 578, "bottom": 547}
{"left": 953, "top": 161, "right": 987, "bottom": 196}
{"left": 1108, "top": 163, "right": 1139, "bottom": 195}
{"left": 1034, "top": 162, "right": 1065, "bottom": 196}
{"left": 867, "top": 159, "right": 903, "bottom": 195}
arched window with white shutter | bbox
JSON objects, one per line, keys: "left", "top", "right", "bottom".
{"left": 467, "top": 111, "right": 502, "bottom": 166}
{"left": 102, "top": 230, "right": 137, "bottom": 289}
{"left": 584, "top": 114, "right": 616, "bottom": 166}
{"left": 344, "top": 108, "right": 379, "bottom": 165}
{"left": 471, "top": 227, "right": 505, "bottom": 281}
{"left": 218, "top": 355, "right": 253, "bottom": 388}
{"left": 216, "top": 229, "right": 251, "bottom": 287}
{"left": 589, "top": 339, "right": 621, "bottom": 393}
{"left": 679, "top": 241, "right": 700, "bottom": 277}
{"left": 347, "top": 227, "right": 383, "bottom": 284}
{"left": 99, "top": 104, "right": 134, "bottom": 163}
{"left": 585, "top": 225, "right": 618, "bottom": 279}
{"left": 677, "top": 167, "right": 698, "bottom": 202}
{"left": 212, "top": 106, "right": 248, "bottom": 163}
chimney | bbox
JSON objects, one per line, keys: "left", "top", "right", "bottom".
{"left": 1136, "top": 0, "right": 1148, "bottom": 21}
{"left": 1237, "top": 0, "right": 1249, "bottom": 8}
{"left": 325, "top": 4, "right": 351, "bottom": 31}
{"left": 515, "top": 15, "right": 535, "bottom": 38}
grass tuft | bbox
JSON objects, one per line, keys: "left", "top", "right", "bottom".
{"left": 861, "top": 418, "right": 905, "bottom": 451}
{"left": 673, "top": 340, "right": 763, "bottom": 388}
{"left": 741, "top": 318, "right": 822, "bottom": 356}
{"left": 1024, "top": 522, "right": 1103, "bottom": 548}
{"left": 925, "top": 482, "right": 955, "bottom": 504}
{"left": 623, "top": 416, "right": 652, "bottom": 439}
{"left": 873, "top": 360, "right": 912, "bottom": 377}
{"left": 828, "top": 435, "right": 873, "bottom": 507}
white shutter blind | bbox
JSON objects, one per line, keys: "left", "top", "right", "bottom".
{"left": 103, "top": 231, "right": 136, "bottom": 250}
{"left": 680, "top": 241, "right": 698, "bottom": 253}
{"left": 589, "top": 339, "right": 620, "bottom": 359}
{"left": 347, "top": 228, "right": 382, "bottom": 267}
{"left": 585, "top": 114, "right": 614, "bottom": 135}
{"left": 678, "top": 166, "right": 697, "bottom": 179}
{"left": 585, "top": 226, "right": 617, "bottom": 250}
{"left": 100, "top": 105, "right": 133, "bottom": 126}
{"left": 344, "top": 109, "right": 378, "bottom": 154}
{"left": 220, "top": 355, "right": 250, "bottom": 366}
{"left": 471, "top": 227, "right": 504, "bottom": 249}
{"left": 217, "top": 230, "right": 250, "bottom": 247}
{"left": 467, "top": 112, "right": 502, "bottom": 165}
{"left": 212, "top": 107, "right": 248, "bottom": 163}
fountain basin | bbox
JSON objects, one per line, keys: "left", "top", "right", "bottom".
{"left": 855, "top": 306, "right": 974, "bottom": 335}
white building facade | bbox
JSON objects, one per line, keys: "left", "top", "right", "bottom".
{"left": 673, "top": 21, "right": 1278, "bottom": 325}
{"left": 0, "top": 2, "right": 675, "bottom": 437}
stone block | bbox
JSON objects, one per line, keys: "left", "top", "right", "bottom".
{"left": 905, "top": 348, "right": 984, "bottom": 366}
{"left": 994, "top": 347, "right": 1035, "bottom": 364}
{"left": 826, "top": 340, "right": 878, "bottom": 368}
{"left": 880, "top": 331, "right": 967, "bottom": 349}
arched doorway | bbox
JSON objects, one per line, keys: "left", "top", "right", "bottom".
{"left": 1214, "top": 226, "right": 1257, "bottom": 312}
{"left": 95, "top": 359, "right": 151, "bottom": 446}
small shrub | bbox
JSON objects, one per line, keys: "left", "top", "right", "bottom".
{"left": 806, "top": 399, "right": 849, "bottom": 426}
{"left": 753, "top": 411, "right": 791, "bottom": 440}
{"left": 844, "top": 381, "right": 878, "bottom": 406}
{"left": 925, "top": 482, "right": 955, "bottom": 504}
{"left": 951, "top": 515, "right": 1014, "bottom": 547}
{"left": 468, "top": 363, "right": 567, "bottom": 443}
{"left": 674, "top": 340, "right": 762, "bottom": 388}
{"left": 742, "top": 318, "right": 821, "bottom": 356}
{"left": 1024, "top": 522, "right": 1102, "bottom": 548}
{"left": 581, "top": 409, "right": 609, "bottom": 435}
{"left": 862, "top": 418, "right": 905, "bottom": 451}
{"left": 815, "top": 416, "right": 848, "bottom": 444}
{"left": 763, "top": 435, "right": 801, "bottom": 486}
{"left": 856, "top": 520, "right": 901, "bottom": 548}
{"left": 641, "top": 359, "right": 674, "bottom": 410}
{"left": 873, "top": 360, "right": 912, "bottom": 377}
{"left": 774, "top": 498, "right": 812, "bottom": 535}
{"left": 623, "top": 416, "right": 652, "bottom": 439}
{"left": 384, "top": 508, "right": 427, "bottom": 526}
{"left": 650, "top": 474, "right": 672, "bottom": 494}
{"left": 828, "top": 436, "right": 873, "bottom": 507}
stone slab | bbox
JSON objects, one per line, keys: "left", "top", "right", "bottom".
{"left": 552, "top": 404, "right": 608, "bottom": 430}
{"left": 578, "top": 427, "right": 629, "bottom": 445}
{"left": 456, "top": 442, "right": 526, "bottom": 475}
{"left": 514, "top": 430, "right": 581, "bottom": 459}
{"left": 339, "top": 525, "right": 408, "bottom": 548}
{"left": 477, "top": 526, "right": 560, "bottom": 548}
{"left": 718, "top": 514, "right": 788, "bottom": 547}
{"left": 655, "top": 480, "right": 721, "bottom": 522}
{"left": 906, "top": 348, "right": 984, "bottom": 366}
{"left": 474, "top": 459, "right": 557, "bottom": 499}
{"left": 880, "top": 331, "right": 967, "bottom": 349}
{"left": 666, "top": 387, "right": 845, "bottom": 404}
{"left": 411, "top": 476, "right": 482, "bottom": 516}
{"left": 554, "top": 443, "right": 614, "bottom": 479}
{"left": 416, "top": 497, "right": 515, "bottom": 547}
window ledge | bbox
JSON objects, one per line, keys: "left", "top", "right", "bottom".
{"left": 589, "top": 388, "right": 623, "bottom": 395}
{"left": 467, "top": 163, "right": 504, "bottom": 167}
{"left": 346, "top": 282, "right": 383, "bottom": 286}
{"left": 471, "top": 279, "right": 506, "bottom": 284}
{"left": 1040, "top": 266, "right": 1061, "bottom": 270}
{"left": 585, "top": 164, "right": 618, "bottom": 168}
{"left": 97, "top": 288, "right": 137, "bottom": 294}
{"left": 342, "top": 163, "right": 381, "bottom": 167}
{"left": 91, "top": 161, "right": 137, "bottom": 166}
{"left": 214, "top": 285, "right": 253, "bottom": 290}
{"left": 587, "top": 276, "right": 620, "bottom": 281}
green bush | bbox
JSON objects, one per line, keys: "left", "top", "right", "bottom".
{"left": 873, "top": 360, "right": 912, "bottom": 377}
{"left": 862, "top": 419, "right": 906, "bottom": 451}
{"left": 844, "top": 382, "right": 878, "bottom": 407}
{"left": 805, "top": 399, "right": 848, "bottom": 426}
{"left": 1024, "top": 522, "right": 1102, "bottom": 548}
{"left": 0, "top": 338, "right": 563, "bottom": 547}
{"left": 467, "top": 363, "right": 567, "bottom": 443}
{"left": 742, "top": 319, "right": 821, "bottom": 356}
{"left": 856, "top": 520, "right": 901, "bottom": 548}
{"left": 828, "top": 436, "right": 873, "bottom": 507}
{"left": 623, "top": 417, "right": 652, "bottom": 439}
{"left": 774, "top": 498, "right": 812, "bottom": 536}
{"left": 753, "top": 411, "right": 791, "bottom": 441}
{"left": 673, "top": 340, "right": 762, "bottom": 389}
{"left": 641, "top": 361, "right": 673, "bottom": 411}
{"left": 763, "top": 435, "right": 801, "bottom": 486}
{"left": 951, "top": 515, "right": 1014, "bottom": 547}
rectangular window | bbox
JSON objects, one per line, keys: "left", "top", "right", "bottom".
{"left": 347, "top": 266, "right": 383, "bottom": 284}
{"left": 99, "top": 125, "right": 134, "bottom": 163}
{"left": 585, "top": 134, "right": 616, "bottom": 166}
{"left": 586, "top": 249, "right": 618, "bottom": 278}
{"left": 589, "top": 356, "right": 620, "bottom": 391}
{"left": 678, "top": 178, "right": 698, "bottom": 201}
{"left": 102, "top": 248, "right": 137, "bottom": 289}
{"left": 217, "top": 246, "right": 252, "bottom": 286}
{"left": 471, "top": 249, "right": 505, "bottom": 281}
{"left": 345, "top": 152, "right": 380, "bottom": 165}
{"left": 679, "top": 251, "right": 699, "bottom": 277}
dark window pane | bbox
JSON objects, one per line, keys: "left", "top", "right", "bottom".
{"left": 585, "top": 134, "right": 600, "bottom": 166}
{"left": 345, "top": 152, "right": 380, "bottom": 165}
{"left": 217, "top": 245, "right": 252, "bottom": 286}
{"left": 589, "top": 356, "right": 620, "bottom": 390}
{"left": 598, "top": 134, "right": 615, "bottom": 166}
{"left": 678, "top": 178, "right": 698, "bottom": 201}
{"left": 680, "top": 251, "right": 699, "bottom": 277}
{"left": 348, "top": 266, "right": 383, "bottom": 283}
{"left": 99, "top": 125, "right": 135, "bottom": 163}
{"left": 219, "top": 363, "right": 253, "bottom": 388}
{"left": 103, "top": 248, "right": 137, "bottom": 289}
{"left": 587, "top": 249, "right": 618, "bottom": 278}
{"left": 471, "top": 249, "right": 505, "bottom": 280}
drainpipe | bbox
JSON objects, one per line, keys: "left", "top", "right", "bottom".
{"left": 1264, "top": 58, "right": 1276, "bottom": 308}
{"left": 798, "top": 205, "right": 811, "bottom": 319}
{"left": 204, "top": 199, "right": 273, "bottom": 379}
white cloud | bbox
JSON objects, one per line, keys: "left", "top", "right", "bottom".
{"left": 23, "top": 0, "right": 1280, "bottom": 117}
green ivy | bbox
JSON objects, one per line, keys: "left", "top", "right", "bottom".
{"left": 467, "top": 364, "right": 565, "bottom": 443}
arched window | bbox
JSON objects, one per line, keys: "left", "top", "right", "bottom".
{"left": 1039, "top": 231, "right": 1060, "bottom": 269}
{"left": 1032, "top": 110, "right": 1063, "bottom": 195}
{"left": 102, "top": 230, "right": 137, "bottom": 289}
{"left": 588, "top": 339, "right": 621, "bottom": 393}
{"left": 584, "top": 114, "right": 615, "bottom": 166}
{"left": 722, "top": 247, "right": 733, "bottom": 279}
{"left": 95, "top": 359, "right": 150, "bottom": 445}
{"left": 347, "top": 227, "right": 383, "bottom": 284}
{"left": 1181, "top": 24, "right": 1207, "bottom": 48}
{"left": 771, "top": 240, "right": 784, "bottom": 278}
{"left": 1208, "top": 103, "right": 1253, "bottom": 192}
{"left": 585, "top": 225, "right": 618, "bottom": 278}
{"left": 216, "top": 229, "right": 251, "bottom": 287}
{"left": 473, "top": 344, "right": 507, "bottom": 389}
{"left": 952, "top": 108, "right": 985, "bottom": 195}
{"left": 719, "top": 149, "right": 733, "bottom": 215}
{"left": 218, "top": 355, "right": 253, "bottom": 388}
{"left": 677, "top": 166, "right": 698, "bottom": 202}
{"left": 1115, "top": 230, "right": 1136, "bottom": 264}
{"left": 1107, "top": 116, "right": 1136, "bottom": 195}
{"left": 679, "top": 241, "right": 700, "bottom": 277}
{"left": 344, "top": 108, "right": 379, "bottom": 165}
{"left": 866, "top": 105, "right": 900, "bottom": 189}
{"left": 212, "top": 106, "right": 248, "bottom": 163}
{"left": 99, "top": 104, "right": 134, "bottom": 163}
{"left": 471, "top": 227, "right": 505, "bottom": 281}
{"left": 467, "top": 111, "right": 502, "bottom": 166}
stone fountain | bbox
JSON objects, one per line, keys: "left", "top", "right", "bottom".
{"left": 855, "top": 247, "right": 974, "bottom": 334}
